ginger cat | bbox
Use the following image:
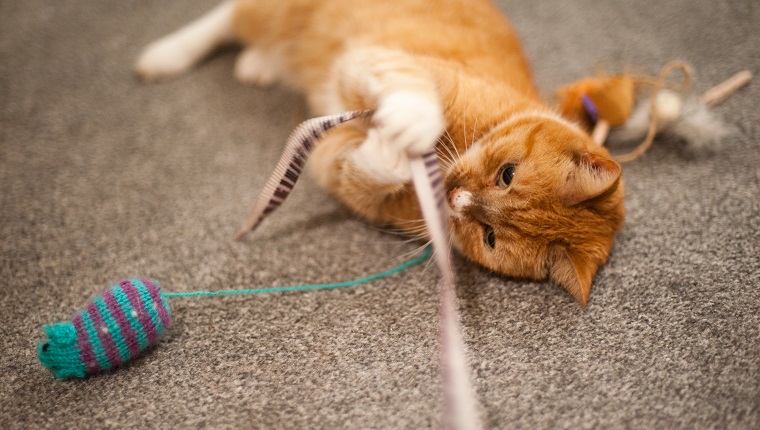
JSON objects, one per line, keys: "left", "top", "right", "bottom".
{"left": 136, "top": 0, "right": 625, "bottom": 305}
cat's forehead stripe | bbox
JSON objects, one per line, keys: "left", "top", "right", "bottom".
{"left": 481, "top": 110, "right": 583, "bottom": 142}
{"left": 522, "top": 122, "right": 546, "bottom": 158}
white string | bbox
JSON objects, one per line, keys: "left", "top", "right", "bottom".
{"left": 410, "top": 154, "right": 482, "bottom": 430}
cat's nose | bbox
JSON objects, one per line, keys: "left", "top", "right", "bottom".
{"left": 447, "top": 187, "right": 472, "bottom": 213}
{"left": 447, "top": 188, "right": 458, "bottom": 209}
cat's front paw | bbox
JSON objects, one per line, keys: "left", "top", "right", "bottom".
{"left": 350, "top": 129, "right": 413, "bottom": 183}
{"left": 351, "top": 91, "right": 444, "bottom": 183}
{"left": 373, "top": 91, "right": 445, "bottom": 156}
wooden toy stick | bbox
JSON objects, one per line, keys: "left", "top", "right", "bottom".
{"left": 700, "top": 70, "right": 752, "bottom": 106}
{"left": 591, "top": 119, "right": 610, "bottom": 146}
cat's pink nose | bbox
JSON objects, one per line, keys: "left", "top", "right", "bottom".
{"left": 447, "top": 187, "right": 471, "bottom": 212}
{"left": 447, "top": 188, "right": 458, "bottom": 209}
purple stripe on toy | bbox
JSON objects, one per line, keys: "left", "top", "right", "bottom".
{"left": 103, "top": 289, "right": 142, "bottom": 358}
{"left": 87, "top": 302, "right": 121, "bottom": 368}
{"left": 143, "top": 279, "right": 171, "bottom": 329}
{"left": 582, "top": 95, "right": 599, "bottom": 124}
{"left": 73, "top": 314, "right": 100, "bottom": 373}
{"left": 122, "top": 280, "right": 159, "bottom": 346}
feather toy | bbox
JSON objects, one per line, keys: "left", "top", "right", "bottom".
{"left": 558, "top": 63, "right": 751, "bottom": 162}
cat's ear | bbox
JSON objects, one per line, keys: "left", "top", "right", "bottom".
{"left": 549, "top": 248, "right": 596, "bottom": 306}
{"left": 560, "top": 152, "right": 621, "bottom": 206}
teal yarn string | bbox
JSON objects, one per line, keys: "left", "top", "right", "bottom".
{"left": 38, "top": 248, "right": 431, "bottom": 378}
{"left": 163, "top": 247, "right": 432, "bottom": 299}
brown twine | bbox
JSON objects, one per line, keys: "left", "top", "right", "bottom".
{"left": 614, "top": 60, "right": 692, "bottom": 163}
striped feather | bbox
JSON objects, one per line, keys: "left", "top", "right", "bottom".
{"left": 235, "top": 110, "right": 373, "bottom": 240}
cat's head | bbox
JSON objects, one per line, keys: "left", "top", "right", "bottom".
{"left": 445, "top": 112, "right": 624, "bottom": 305}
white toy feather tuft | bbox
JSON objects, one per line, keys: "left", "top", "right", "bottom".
{"left": 610, "top": 90, "right": 731, "bottom": 151}
{"left": 669, "top": 98, "right": 731, "bottom": 150}
{"left": 609, "top": 99, "right": 651, "bottom": 143}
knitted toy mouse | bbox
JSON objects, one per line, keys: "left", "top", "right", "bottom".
{"left": 38, "top": 279, "right": 171, "bottom": 379}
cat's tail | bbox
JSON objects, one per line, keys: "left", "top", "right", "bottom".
{"left": 135, "top": 1, "right": 237, "bottom": 81}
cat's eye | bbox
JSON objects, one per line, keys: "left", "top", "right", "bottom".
{"left": 497, "top": 164, "right": 516, "bottom": 188}
{"left": 484, "top": 225, "right": 496, "bottom": 248}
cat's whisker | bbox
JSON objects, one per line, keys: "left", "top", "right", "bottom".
{"left": 444, "top": 145, "right": 458, "bottom": 164}
{"left": 383, "top": 217, "right": 427, "bottom": 227}
{"left": 436, "top": 147, "right": 455, "bottom": 171}
{"left": 443, "top": 127, "right": 460, "bottom": 161}
{"left": 392, "top": 225, "right": 427, "bottom": 233}
{"left": 396, "top": 240, "right": 432, "bottom": 264}
{"left": 469, "top": 111, "right": 482, "bottom": 153}
{"left": 443, "top": 128, "right": 456, "bottom": 148}
{"left": 418, "top": 239, "right": 439, "bottom": 276}
{"left": 439, "top": 159, "right": 453, "bottom": 174}
{"left": 436, "top": 143, "right": 454, "bottom": 162}
{"left": 439, "top": 156, "right": 454, "bottom": 174}
{"left": 458, "top": 103, "right": 468, "bottom": 158}
{"left": 440, "top": 129, "right": 453, "bottom": 146}
{"left": 453, "top": 135, "right": 462, "bottom": 160}
{"left": 364, "top": 230, "right": 418, "bottom": 242}
{"left": 398, "top": 220, "right": 427, "bottom": 228}
{"left": 437, "top": 136, "right": 458, "bottom": 166}
{"left": 384, "top": 218, "right": 424, "bottom": 226}
{"left": 372, "top": 219, "right": 431, "bottom": 242}
{"left": 341, "top": 227, "right": 418, "bottom": 247}
{"left": 341, "top": 228, "right": 432, "bottom": 264}
{"left": 363, "top": 227, "right": 428, "bottom": 244}
{"left": 403, "top": 229, "right": 429, "bottom": 236}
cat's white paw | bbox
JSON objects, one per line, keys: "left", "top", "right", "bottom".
{"left": 234, "top": 48, "right": 279, "bottom": 86}
{"left": 374, "top": 91, "right": 444, "bottom": 155}
{"left": 134, "top": 1, "right": 235, "bottom": 81}
{"left": 350, "top": 129, "right": 413, "bottom": 183}
{"left": 351, "top": 91, "right": 444, "bottom": 183}
{"left": 135, "top": 37, "right": 197, "bottom": 80}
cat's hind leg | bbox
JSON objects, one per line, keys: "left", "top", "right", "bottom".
{"left": 135, "top": 1, "right": 236, "bottom": 80}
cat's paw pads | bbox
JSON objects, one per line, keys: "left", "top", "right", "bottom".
{"left": 373, "top": 91, "right": 444, "bottom": 155}
{"left": 135, "top": 38, "right": 195, "bottom": 81}
{"left": 350, "top": 129, "right": 412, "bottom": 183}
{"left": 234, "top": 49, "right": 278, "bottom": 86}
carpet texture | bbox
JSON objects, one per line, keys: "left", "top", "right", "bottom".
{"left": 1, "top": 0, "right": 758, "bottom": 428}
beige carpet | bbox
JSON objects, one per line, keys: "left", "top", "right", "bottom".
{"left": 2, "top": 0, "right": 758, "bottom": 427}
